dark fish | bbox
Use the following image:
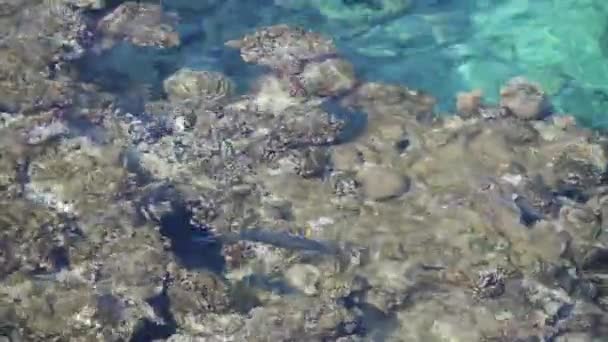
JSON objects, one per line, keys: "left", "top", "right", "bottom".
{"left": 513, "top": 194, "right": 544, "bottom": 227}
{"left": 238, "top": 228, "right": 341, "bottom": 255}
{"left": 195, "top": 227, "right": 347, "bottom": 256}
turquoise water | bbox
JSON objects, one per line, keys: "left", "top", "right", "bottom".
{"left": 90, "top": 0, "right": 608, "bottom": 127}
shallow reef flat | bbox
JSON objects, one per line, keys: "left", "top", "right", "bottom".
{"left": 1, "top": 1, "right": 608, "bottom": 341}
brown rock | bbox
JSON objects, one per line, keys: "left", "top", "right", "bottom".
{"left": 499, "top": 76, "right": 548, "bottom": 120}
{"left": 456, "top": 89, "right": 483, "bottom": 118}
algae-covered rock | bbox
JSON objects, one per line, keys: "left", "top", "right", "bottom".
{"left": 500, "top": 76, "right": 549, "bottom": 120}
{"left": 26, "top": 137, "right": 129, "bottom": 215}
{"left": 0, "top": 200, "right": 76, "bottom": 277}
{"left": 2, "top": 282, "right": 95, "bottom": 339}
{"left": 165, "top": 264, "right": 231, "bottom": 331}
{"left": 356, "top": 166, "right": 410, "bottom": 201}
{"left": 331, "top": 145, "right": 364, "bottom": 171}
{"left": 456, "top": 89, "right": 484, "bottom": 118}
{"left": 228, "top": 24, "right": 358, "bottom": 104}
{"left": 0, "top": 192, "right": 176, "bottom": 339}
{"left": 291, "top": 147, "right": 329, "bottom": 178}
{"left": 226, "top": 24, "right": 338, "bottom": 72}
{"left": 97, "top": 2, "right": 180, "bottom": 49}
{"left": 0, "top": 1, "right": 90, "bottom": 114}
{"left": 0, "top": 73, "right": 75, "bottom": 115}
{"left": 163, "top": 68, "right": 234, "bottom": 104}
{"left": 0, "top": 195, "right": 169, "bottom": 340}
{"left": 272, "top": 105, "right": 345, "bottom": 148}
{"left": 299, "top": 58, "right": 358, "bottom": 97}
{"left": 237, "top": 298, "right": 359, "bottom": 340}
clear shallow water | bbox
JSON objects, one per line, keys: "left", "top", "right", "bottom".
{"left": 91, "top": 0, "right": 608, "bottom": 127}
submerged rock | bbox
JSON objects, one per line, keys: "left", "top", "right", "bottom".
{"left": 165, "top": 264, "right": 231, "bottom": 331}
{"left": 345, "top": 82, "right": 436, "bottom": 121}
{"left": 226, "top": 24, "right": 338, "bottom": 73}
{"left": 516, "top": 175, "right": 560, "bottom": 219}
{"left": 0, "top": 200, "right": 77, "bottom": 277}
{"left": 500, "top": 76, "right": 549, "bottom": 120}
{"left": 356, "top": 166, "right": 410, "bottom": 201}
{"left": 0, "top": 194, "right": 172, "bottom": 340}
{"left": 552, "top": 151, "right": 604, "bottom": 201}
{"left": 226, "top": 24, "right": 355, "bottom": 102}
{"left": 97, "top": 2, "right": 180, "bottom": 49}
{"left": 163, "top": 68, "right": 234, "bottom": 104}
{"left": 237, "top": 298, "right": 360, "bottom": 340}
{"left": 0, "top": 2, "right": 91, "bottom": 113}
{"left": 292, "top": 147, "right": 329, "bottom": 178}
{"left": 26, "top": 137, "right": 128, "bottom": 215}
{"left": 497, "top": 117, "right": 540, "bottom": 145}
{"left": 4, "top": 20, "right": 608, "bottom": 340}
{"left": 298, "top": 58, "right": 358, "bottom": 97}
{"left": 456, "top": 89, "right": 484, "bottom": 118}
{"left": 272, "top": 105, "right": 346, "bottom": 148}
{"left": 330, "top": 170, "right": 361, "bottom": 198}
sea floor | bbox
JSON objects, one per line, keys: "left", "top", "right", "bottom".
{"left": 1, "top": 0, "right": 608, "bottom": 341}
